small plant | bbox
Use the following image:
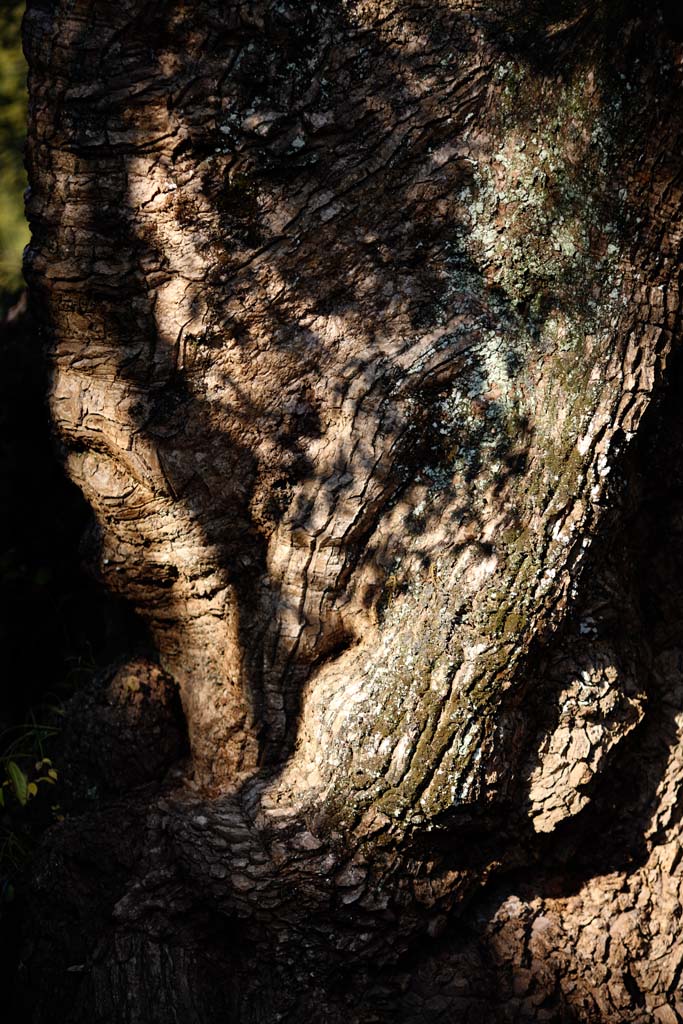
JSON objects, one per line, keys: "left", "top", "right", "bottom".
{"left": 0, "top": 710, "right": 62, "bottom": 906}
{"left": 0, "top": 756, "right": 58, "bottom": 809}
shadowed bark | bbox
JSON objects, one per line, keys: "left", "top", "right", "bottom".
{"left": 17, "top": 0, "right": 683, "bottom": 1020}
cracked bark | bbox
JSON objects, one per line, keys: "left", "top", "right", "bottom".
{"left": 18, "top": 1, "right": 683, "bottom": 1021}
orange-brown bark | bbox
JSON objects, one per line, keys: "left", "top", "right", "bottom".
{"left": 20, "top": 1, "right": 683, "bottom": 1020}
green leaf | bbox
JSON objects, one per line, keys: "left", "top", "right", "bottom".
{"left": 7, "top": 761, "right": 28, "bottom": 806}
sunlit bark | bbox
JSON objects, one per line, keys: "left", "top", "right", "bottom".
{"left": 21, "top": 2, "right": 683, "bottom": 1020}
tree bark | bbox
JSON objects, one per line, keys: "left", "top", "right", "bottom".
{"left": 19, "top": 1, "right": 683, "bottom": 1021}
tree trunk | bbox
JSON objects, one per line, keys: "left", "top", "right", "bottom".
{"left": 19, "top": 1, "right": 683, "bottom": 1020}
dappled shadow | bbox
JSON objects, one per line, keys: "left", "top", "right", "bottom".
{"left": 18, "top": 0, "right": 683, "bottom": 1019}
{"left": 32, "top": 0, "right": 670, "bottom": 788}
{"left": 26, "top": 0, "right": 543, "bottom": 774}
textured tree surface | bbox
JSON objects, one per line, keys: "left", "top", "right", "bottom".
{"left": 18, "top": 1, "right": 683, "bottom": 1021}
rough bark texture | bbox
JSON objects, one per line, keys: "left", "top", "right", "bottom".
{"left": 18, "top": 0, "right": 683, "bottom": 1020}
